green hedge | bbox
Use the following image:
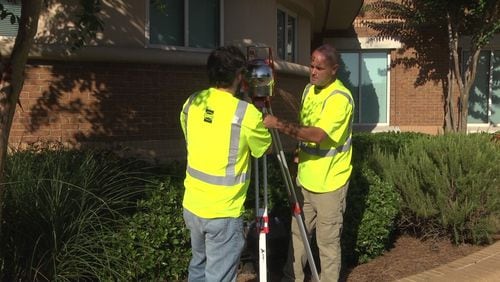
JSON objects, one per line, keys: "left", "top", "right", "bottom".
{"left": 342, "top": 132, "right": 422, "bottom": 264}
{"left": 108, "top": 177, "right": 190, "bottom": 281}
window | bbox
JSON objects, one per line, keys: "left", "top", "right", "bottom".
{"left": 148, "top": 0, "right": 220, "bottom": 49}
{"left": 338, "top": 51, "right": 390, "bottom": 124}
{"left": 277, "top": 8, "right": 296, "bottom": 62}
{"left": 466, "top": 50, "right": 500, "bottom": 125}
{"left": 0, "top": 0, "right": 20, "bottom": 37}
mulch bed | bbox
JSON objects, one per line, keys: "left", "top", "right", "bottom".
{"left": 237, "top": 235, "right": 486, "bottom": 282}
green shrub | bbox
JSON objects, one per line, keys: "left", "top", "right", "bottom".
{"left": 0, "top": 147, "right": 147, "bottom": 281}
{"left": 352, "top": 131, "right": 425, "bottom": 163}
{"left": 243, "top": 133, "right": 409, "bottom": 265}
{"left": 373, "top": 133, "right": 500, "bottom": 244}
{"left": 108, "top": 176, "right": 190, "bottom": 281}
{"left": 342, "top": 166, "right": 400, "bottom": 264}
{"left": 340, "top": 132, "right": 422, "bottom": 264}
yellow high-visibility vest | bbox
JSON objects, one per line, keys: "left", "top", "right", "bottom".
{"left": 297, "top": 79, "right": 354, "bottom": 193}
{"left": 180, "top": 88, "right": 271, "bottom": 218}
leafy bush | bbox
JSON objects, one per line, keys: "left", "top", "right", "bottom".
{"left": 7, "top": 131, "right": 494, "bottom": 280}
{"left": 342, "top": 166, "right": 400, "bottom": 264}
{"left": 340, "top": 132, "right": 423, "bottom": 264}
{"left": 108, "top": 176, "right": 190, "bottom": 281}
{"left": 372, "top": 133, "right": 500, "bottom": 244}
{"left": 244, "top": 133, "right": 413, "bottom": 266}
{"left": 0, "top": 147, "right": 147, "bottom": 281}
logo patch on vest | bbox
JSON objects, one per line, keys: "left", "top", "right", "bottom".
{"left": 204, "top": 108, "right": 214, "bottom": 123}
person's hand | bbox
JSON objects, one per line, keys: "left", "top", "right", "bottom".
{"left": 263, "top": 114, "right": 279, "bottom": 129}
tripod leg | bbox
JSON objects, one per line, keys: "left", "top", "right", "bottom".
{"left": 258, "top": 155, "right": 268, "bottom": 282}
{"left": 254, "top": 157, "right": 259, "bottom": 225}
{"left": 262, "top": 108, "right": 320, "bottom": 282}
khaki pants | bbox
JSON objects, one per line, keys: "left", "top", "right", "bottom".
{"left": 282, "top": 182, "right": 349, "bottom": 282}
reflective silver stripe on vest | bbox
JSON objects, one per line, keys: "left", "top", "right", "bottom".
{"left": 182, "top": 92, "right": 200, "bottom": 146}
{"left": 227, "top": 101, "right": 248, "bottom": 177}
{"left": 187, "top": 166, "right": 248, "bottom": 186}
{"left": 300, "top": 89, "right": 354, "bottom": 157}
{"left": 301, "top": 83, "right": 312, "bottom": 105}
{"left": 300, "top": 137, "right": 352, "bottom": 157}
{"left": 185, "top": 98, "right": 249, "bottom": 186}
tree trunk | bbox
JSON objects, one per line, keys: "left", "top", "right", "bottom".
{"left": 457, "top": 49, "right": 480, "bottom": 133}
{"left": 0, "top": 0, "right": 42, "bottom": 231}
{"left": 450, "top": 19, "right": 482, "bottom": 134}
{"left": 444, "top": 68, "right": 455, "bottom": 132}
{"left": 444, "top": 13, "right": 456, "bottom": 132}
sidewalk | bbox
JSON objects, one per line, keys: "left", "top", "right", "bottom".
{"left": 397, "top": 240, "right": 500, "bottom": 282}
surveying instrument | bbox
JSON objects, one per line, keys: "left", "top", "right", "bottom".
{"left": 245, "top": 46, "right": 320, "bottom": 282}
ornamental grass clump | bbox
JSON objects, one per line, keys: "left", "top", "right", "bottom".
{"left": 0, "top": 147, "right": 148, "bottom": 281}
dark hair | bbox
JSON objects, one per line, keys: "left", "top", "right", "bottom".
{"left": 207, "top": 46, "right": 246, "bottom": 88}
{"left": 313, "top": 44, "right": 340, "bottom": 67}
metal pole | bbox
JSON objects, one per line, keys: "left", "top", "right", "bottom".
{"left": 258, "top": 154, "right": 269, "bottom": 282}
{"left": 262, "top": 106, "right": 320, "bottom": 282}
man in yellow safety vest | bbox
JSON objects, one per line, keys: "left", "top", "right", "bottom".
{"left": 180, "top": 45, "right": 272, "bottom": 282}
{"left": 264, "top": 43, "right": 354, "bottom": 282}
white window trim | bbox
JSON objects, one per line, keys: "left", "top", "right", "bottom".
{"left": 386, "top": 52, "right": 391, "bottom": 126}
{"left": 145, "top": 0, "right": 224, "bottom": 51}
{"left": 277, "top": 5, "right": 297, "bottom": 63}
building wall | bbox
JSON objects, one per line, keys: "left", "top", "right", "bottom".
{"left": 12, "top": 60, "right": 307, "bottom": 160}
{"left": 225, "top": 0, "right": 277, "bottom": 47}
{"left": 332, "top": 1, "right": 450, "bottom": 134}
{"left": 389, "top": 49, "right": 445, "bottom": 134}
{"left": 1, "top": 0, "right": 316, "bottom": 161}
{"left": 13, "top": 61, "right": 205, "bottom": 159}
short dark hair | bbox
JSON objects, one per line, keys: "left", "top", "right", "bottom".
{"left": 313, "top": 44, "right": 340, "bottom": 67}
{"left": 207, "top": 46, "right": 246, "bottom": 88}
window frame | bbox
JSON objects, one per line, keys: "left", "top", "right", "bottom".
{"left": 276, "top": 6, "right": 297, "bottom": 63}
{"left": 339, "top": 50, "right": 391, "bottom": 127}
{"left": 145, "top": 0, "right": 224, "bottom": 51}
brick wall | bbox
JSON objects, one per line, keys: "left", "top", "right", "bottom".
{"left": 12, "top": 60, "right": 307, "bottom": 161}
{"left": 350, "top": 1, "right": 458, "bottom": 134}
{"left": 13, "top": 60, "right": 207, "bottom": 160}
{"left": 389, "top": 49, "right": 445, "bottom": 129}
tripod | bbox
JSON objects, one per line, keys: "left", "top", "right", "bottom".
{"left": 253, "top": 99, "right": 320, "bottom": 282}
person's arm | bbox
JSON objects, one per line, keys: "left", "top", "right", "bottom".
{"left": 263, "top": 114, "right": 327, "bottom": 143}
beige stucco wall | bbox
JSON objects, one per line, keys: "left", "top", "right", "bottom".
{"left": 295, "top": 11, "right": 312, "bottom": 65}
{"left": 97, "top": 0, "right": 147, "bottom": 47}
{"left": 225, "top": 0, "right": 313, "bottom": 66}
{"left": 0, "top": 0, "right": 313, "bottom": 78}
{"left": 31, "top": 0, "right": 146, "bottom": 48}
{"left": 277, "top": 0, "right": 313, "bottom": 65}
{"left": 224, "top": 0, "right": 276, "bottom": 48}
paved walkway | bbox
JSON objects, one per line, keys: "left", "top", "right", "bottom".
{"left": 397, "top": 240, "right": 500, "bottom": 282}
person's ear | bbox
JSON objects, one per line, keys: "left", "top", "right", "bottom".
{"left": 331, "top": 63, "right": 339, "bottom": 76}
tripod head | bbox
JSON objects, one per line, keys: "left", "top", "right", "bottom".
{"left": 244, "top": 46, "right": 275, "bottom": 109}
{"left": 246, "top": 58, "right": 274, "bottom": 98}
